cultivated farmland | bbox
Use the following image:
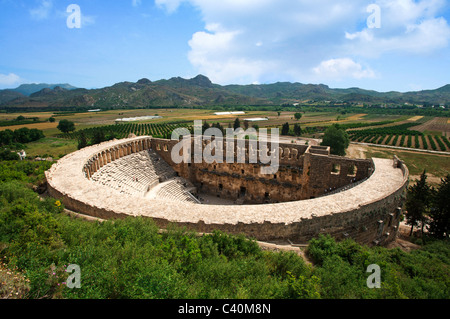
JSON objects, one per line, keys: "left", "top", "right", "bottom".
{"left": 348, "top": 118, "right": 450, "bottom": 152}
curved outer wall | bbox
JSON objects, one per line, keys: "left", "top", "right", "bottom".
{"left": 45, "top": 137, "right": 409, "bottom": 246}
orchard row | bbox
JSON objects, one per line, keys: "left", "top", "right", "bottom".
{"left": 59, "top": 123, "right": 192, "bottom": 140}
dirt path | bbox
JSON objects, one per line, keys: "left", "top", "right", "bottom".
{"left": 346, "top": 144, "right": 368, "bottom": 159}
{"left": 409, "top": 174, "right": 443, "bottom": 185}
{"left": 351, "top": 141, "right": 450, "bottom": 156}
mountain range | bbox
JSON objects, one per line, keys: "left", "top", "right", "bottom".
{"left": 0, "top": 75, "right": 449, "bottom": 110}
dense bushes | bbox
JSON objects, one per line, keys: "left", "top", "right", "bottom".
{"left": 0, "top": 160, "right": 52, "bottom": 184}
{"left": 0, "top": 160, "right": 449, "bottom": 299}
{"left": 0, "top": 128, "right": 45, "bottom": 147}
{"left": 0, "top": 148, "right": 20, "bottom": 161}
{"left": 307, "top": 234, "right": 449, "bottom": 299}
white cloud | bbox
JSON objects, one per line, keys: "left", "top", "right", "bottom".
{"left": 81, "top": 14, "right": 96, "bottom": 28}
{"left": 345, "top": 0, "right": 450, "bottom": 56}
{"left": 187, "top": 27, "right": 279, "bottom": 84}
{"left": 155, "top": 0, "right": 450, "bottom": 85}
{"left": 0, "top": 73, "right": 22, "bottom": 87}
{"left": 155, "top": 0, "right": 184, "bottom": 13}
{"left": 30, "top": 0, "right": 53, "bottom": 20}
{"left": 312, "top": 58, "right": 376, "bottom": 80}
{"left": 132, "top": 0, "right": 142, "bottom": 7}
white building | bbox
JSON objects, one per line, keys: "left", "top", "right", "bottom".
{"left": 115, "top": 116, "right": 162, "bottom": 124}
{"left": 214, "top": 111, "right": 245, "bottom": 116}
{"left": 243, "top": 118, "right": 269, "bottom": 122}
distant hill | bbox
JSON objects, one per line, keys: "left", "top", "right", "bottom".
{"left": 224, "top": 83, "right": 450, "bottom": 105}
{"left": 0, "top": 76, "right": 448, "bottom": 110}
{"left": 11, "top": 83, "right": 78, "bottom": 96}
{"left": 0, "top": 90, "right": 26, "bottom": 105}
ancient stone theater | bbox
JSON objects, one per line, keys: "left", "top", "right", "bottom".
{"left": 45, "top": 135, "right": 409, "bottom": 246}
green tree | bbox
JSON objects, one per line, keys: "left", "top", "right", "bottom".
{"left": 28, "top": 129, "right": 45, "bottom": 142}
{"left": 0, "top": 149, "right": 20, "bottom": 161}
{"left": 92, "top": 129, "right": 106, "bottom": 145}
{"left": 429, "top": 174, "right": 450, "bottom": 238}
{"left": 281, "top": 122, "right": 290, "bottom": 136}
{"left": 57, "top": 120, "right": 76, "bottom": 134}
{"left": 294, "top": 113, "right": 302, "bottom": 121}
{"left": 294, "top": 123, "right": 302, "bottom": 136}
{"left": 77, "top": 132, "right": 88, "bottom": 150}
{"left": 405, "top": 171, "right": 432, "bottom": 238}
{"left": 202, "top": 121, "right": 210, "bottom": 134}
{"left": 233, "top": 118, "right": 241, "bottom": 130}
{"left": 211, "top": 122, "right": 224, "bottom": 135}
{"left": 49, "top": 117, "right": 56, "bottom": 123}
{"left": 320, "top": 124, "right": 350, "bottom": 156}
{"left": 0, "top": 130, "right": 14, "bottom": 146}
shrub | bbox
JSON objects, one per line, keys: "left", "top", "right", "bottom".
{"left": 286, "top": 271, "right": 321, "bottom": 299}
{"left": 307, "top": 234, "right": 338, "bottom": 265}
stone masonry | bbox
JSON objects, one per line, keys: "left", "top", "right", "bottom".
{"left": 45, "top": 136, "right": 409, "bottom": 246}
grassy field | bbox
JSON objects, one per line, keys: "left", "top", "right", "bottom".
{"left": 2, "top": 109, "right": 410, "bottom": 135}
{"left": 364, "top": 146, "right": 450, "bottom": 183}
{"left": 0, "top": 112, "right": 54, "bottom": 121}
{"left": 0, "top": 122, "right": 58, "bottom": 132}
{"left": 4, "top": 109, "right": 448, "bottom": 176}
{"left": 24, "top": 137, "right": 78, "bottom": 159}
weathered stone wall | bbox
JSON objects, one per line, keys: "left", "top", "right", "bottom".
{"left": 147, "top": 137, "right": 373, "bottom": 203}
{"left": 46, "top": 136, "right": 409, "bottom": 246}
{"left": 302, "top": 152, "right": 374, "bottom": 199}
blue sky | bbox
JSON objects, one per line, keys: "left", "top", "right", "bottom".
{"left": 0, "top": 0, "right": 449, "bottom": 92}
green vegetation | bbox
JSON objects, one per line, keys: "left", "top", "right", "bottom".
{"left": 1, "top": 76, "right": 449, "bottom": 112}
{"left": 0, "top": 116, "right": 44, "bottom": 127}
{"left": 281, "top": 122, "right": 290, "bottom": 136}
{"left": 0, "top": 128, "right": 46, "bottom": 160}
{"left": 0, "top": 160, "right": 448, "bottom": 299}
{"left": 337, "top": 120, "right": 399, "bottom": 130}
{"left": 22, "top": 137, "right": 77, "bottom": 160}
{"left": 57, "top": 120, "right": 76, "bottom": 134}
{"left": 0, "top": 107, "right": 448, "bottom": 300}
{"left": 0, "top": 149, "right": 20, "bottom": 161}
{"left": 364, "top": 148, "right": 450, "bottom": 178}
{"left": 405, "top": 171, "right": 450, "bottom": 239}
{"left": 306, "top": 235, "right": 449, "bottom": 299}
{"left": 0, "top": 128, "right": 45, "bottom": 147}
{"left": 321, "top": 124, "right": 350, "bottom": 156}
{"left": 59, "top": 123, "right": 192, "bottom": 146}
{"left": 233, "top": 118, "right": 241, "bottom": 130}
{"left": 293, "top": 123, "right": 302, "bottom": 137}
{"left": 348, "top": 122, "right": 450, "bottom": 152}
{"left": 405, "top": 171, "right": 433, "bottom": 237}
{"left": 429, "top": 175, "right": 450, "bottom": 238}
{"left": 349, "top": 123, "right": 423, "bottom": 142}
